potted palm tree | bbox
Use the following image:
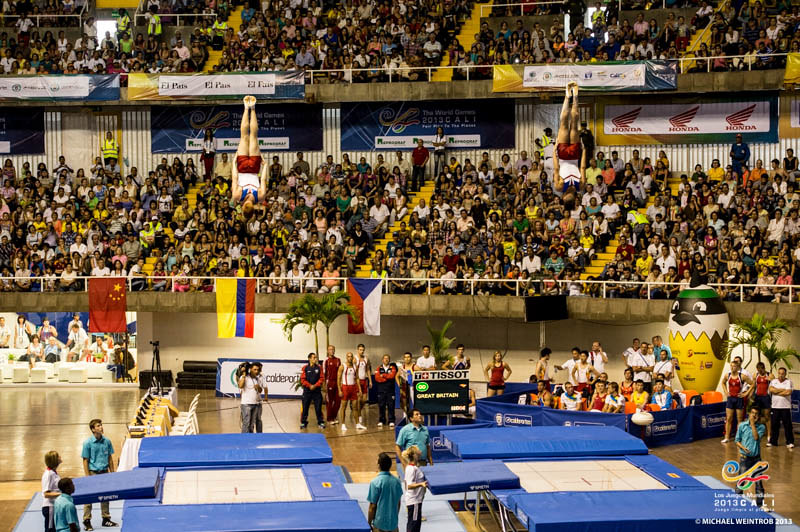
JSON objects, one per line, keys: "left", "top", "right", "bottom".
{"left": 759, "top": 342, "right": 800, "bottom": 373}
{"left": 281, "top": 294, "right": 322, "bottom": 357}
{"left": 426, "top": 320, "right": 456, "bottom": 369}
{"left": 726, "top": 314, "right": 789, "bottom": 367}
{"left": 318, "top": 291, "right": 359, "bottom": 349}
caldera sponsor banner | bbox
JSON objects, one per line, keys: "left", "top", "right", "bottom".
{"left": 152, "top": 104, "right": 322, "bottom": 153}
{"left": 628, "top": 407, "right": 692, "bottom": 446}
{"left": 341, "top": 100, "right": 514, "bottom": 151}
{"left": 0, "top": 108, "right": 44, "bottom": 154}
{"left": 0, "top": 75, "right": 119, "bottom": 101}
{"left": 523, "top": 63, "right": 646, "bottom": 89}
{"left": 128, "top": 72, "right": 304, "bottom": 100}
{"left": 216, "top": 357, "right": 305, "bottom": 398}
{"left": 599, "top": 97, "right": 778, "bottom": 145}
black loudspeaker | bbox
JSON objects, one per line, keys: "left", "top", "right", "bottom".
{"left": 524, "top": 296, "right": 568, "bottom": 322}
{"left": 138, "top": 370, "right": 174, "bottom": 389}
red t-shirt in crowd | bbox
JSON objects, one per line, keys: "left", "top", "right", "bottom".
{"left": 412, "top": 146, "right": 429, "bottom": 166}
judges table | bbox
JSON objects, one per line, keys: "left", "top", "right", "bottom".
{"left": 119, "top": 388, "right": 180, "bottom": 471}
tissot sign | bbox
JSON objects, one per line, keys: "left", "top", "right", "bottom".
{"left": 411, "top": 370, "right": 470, "bottom": 414}
{"left": 605, "top": 101, "right": 770, "bottom": 135}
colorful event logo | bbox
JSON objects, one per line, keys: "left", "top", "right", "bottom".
{"left": 722, "top": 460, "right": 770, "bottom": 490}
{"left": 188, "top": 109, "right": 231, "bottom": 131}
{"left": 378, "top": 106, "right": 420, "bottom": 133}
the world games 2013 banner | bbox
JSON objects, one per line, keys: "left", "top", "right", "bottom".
{"left": 0, "top": 108, "right": 44, "bottom": 154}
{"left": 340, "top": 100, "right": 515, "bottom": 151}
{"left": 128, "top": 72, "right": 304, "bottom": 100}
{"left": 597, "top": 96, "right": 778, "bottom": 145}
{"left": 0, "top": 75, "right": 119, "bottom": 101}
{"left": 151, "top": 104, "right": 323, "bottom": 153}
{"left": 492, "top": 61, "right": 677, "bottom": 92}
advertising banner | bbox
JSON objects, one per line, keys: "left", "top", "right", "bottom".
{"left": 783, "top": 53, "right": 800, "bottom": 84}
{"left": 151, "top": 104, "right": 323, "bottom": 153}
{"left": 492, "top": 61, "right": 677, "bottom": 93}
{"left": 215, "top": 357, "right": 305, "bottom": 398}
{"left": 628, "top": 407, "right": 693, "bottom": 447}
{"left": 410, "top": 369, "right": 470, "bottom": 414}
{"left": 598, "top": 96, "right": 778, "bottom": 145}
{"left": 128, "top": 72, "right": 304, "bottom": 100}
{"left": 691, "top": 402, "right": 727, "bottom": 440}
{"left": 0, "top": 75, "right": 119, "bottom": 101}
{"left": 792, "top": 390, "right": 799, "bottom": 423}
{"left": 540, "top": 408, "right": 627, "bottom": 431}
{"left": 395, "top": 422, "right": 495, "bottom": 463}
{"left": 0, "top": 109, "right": 44, "bottom": 154}
{"left": 340, "top": 100, "right": 515, "bottom": 151}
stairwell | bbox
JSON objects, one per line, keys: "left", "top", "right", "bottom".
{"left": 355, "top": 182, "right": 436, "bottom": 278}
{"left": 205, "top": 5, "right": 244, "bottom": 73}
{"left": 431, "top": 1, "right": 492, "bottom": 82}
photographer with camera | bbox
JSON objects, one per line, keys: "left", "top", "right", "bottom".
{"left": 238, "top": 362, "right": 267, "bottom": 433}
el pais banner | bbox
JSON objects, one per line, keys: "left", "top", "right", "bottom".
{"left": 0, "top": 108, "right": 44, "bottom": 154}
{"left": 596, "top": 94, "right": 778, "bottom": 145}
{"left": 150, "top": 104, "right": 323, "bottom": 153}
{"left": 340, "top": 100, "right": 515, "bottom": 151}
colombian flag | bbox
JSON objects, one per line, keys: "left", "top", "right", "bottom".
{"left": 216, "top": 279, "right": 256, "bottom": 338}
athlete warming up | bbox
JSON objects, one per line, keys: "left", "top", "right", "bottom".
{"left": 553, "top": 82, "right": 586, "bottom": 209}
{"left": 232, "top": 95, "right": 267, "bottom": 219}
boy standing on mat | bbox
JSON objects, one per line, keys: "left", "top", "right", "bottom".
{"left": 231, "top": 95, "right": 268, "bottom": 220}
{"left": 81, "top": 419, "right": 117, "bottom": 531}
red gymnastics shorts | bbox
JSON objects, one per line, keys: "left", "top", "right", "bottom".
{"left": 359, "top": 379, "right": 368, "bottom": 395}
{"left": 342, "top": 384, "right": 359, "bottom": 401}
{"left": 237, "top": 155, "right": 261, "bottom": 174}
{"left": 557, "top": 142, "right": 581, "bottom": 161}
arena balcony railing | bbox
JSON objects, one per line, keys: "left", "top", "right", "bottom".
{"left": 482, "top": 0, "right": 685, "bottom": 15}
{"left": 132, "top": 9, "right": 219, "bottom": 27}
{"left": 2, "top": 275, "right": 796, "bottom": 303}
{"left": 2, "top": 3, "right": 88, "bottom": 28}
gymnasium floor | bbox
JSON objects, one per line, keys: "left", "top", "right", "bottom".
{"left": 1, "top": 388, "right": 798, "bottom": 532}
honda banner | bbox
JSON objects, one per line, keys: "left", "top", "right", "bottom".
{"left": 216, "top": 357, "right": 305, "bottom": 398}
{"left": 598, "top": 96, "right": 778, "bottom": 145}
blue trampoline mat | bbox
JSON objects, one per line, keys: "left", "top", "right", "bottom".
{"left": 424, "top": 460, "right": 520, "bottom": 495}
{"left": 137, "top": 433, "right": 332, "bottom": 467}
{"left": 121, "top": 500, "right": 370, "bottom": 532}
{"left": 510, "top": 490, "right": 776, "bottom": 532}
{"left": 72, "top": 468, "right": 162, "bottom": 505}
{"left": 442, "top": 426, "right": 647, "bottom": 459}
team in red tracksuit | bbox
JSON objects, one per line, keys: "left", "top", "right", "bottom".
{"left": 324, "top": 348, "right": 342, "bottom": 423}
{"left": 374, "top": 354, "right": 398, "bottom": 426}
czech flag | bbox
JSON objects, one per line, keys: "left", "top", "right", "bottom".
{"left": 347, "top": 278, "right": 382, "bottom": 336}
{"left": 216, "top": 279, "right": 256, "bottom": 338}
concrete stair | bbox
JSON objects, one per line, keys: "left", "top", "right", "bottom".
{"left": 355, "top": 182, "right": 436, "bottom": 277}
{"left": 431, "top": 1, "right": 492, "bottom": 82}
{"left": 206, "top": 5, "right": 243, "bottom": 72}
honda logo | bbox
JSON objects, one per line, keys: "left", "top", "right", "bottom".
{"left": 610, "top": 107, "right": 643, "bottom": 133}
{"left": 725, "top": 104, "right": 757, "bottom": 130}
{"left": 668, "top": 106, "right": 699, "bottom": 132}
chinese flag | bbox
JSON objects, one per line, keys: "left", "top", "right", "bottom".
{"left": 89, "top": 277, "right": 127, "bottom": 333}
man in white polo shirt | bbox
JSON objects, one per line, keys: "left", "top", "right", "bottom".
{"left": 589, "top": 341, "right": 608, "bottom": 373}
{"left": 768, "top": 367, "right": 794, "bottom": 448}
{"left": 415, "top": 345, "right": 436, "bottom": 370}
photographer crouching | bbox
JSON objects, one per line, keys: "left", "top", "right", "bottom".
{"left": 238, "top": 362, "right": 268, "bottom": 433}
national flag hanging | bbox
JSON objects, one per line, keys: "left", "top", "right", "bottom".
{"left": 89, "top": 277, "right": 127, "bottom": 333}
{"left": 216, "top": 278, "right": 256, "bottom": 338}
{"left": 347, "top": 278, "right": 382, "bottom": 336}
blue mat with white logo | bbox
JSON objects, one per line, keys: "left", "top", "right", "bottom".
{"left": 440, "top": 426, "right": 648, "bottom": 459}
{"left": 423, "top": 460, "right": 520, "bottom": 495}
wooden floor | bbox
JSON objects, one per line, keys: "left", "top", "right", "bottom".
{"left": 1, "top": 388, "right": 797, "bottom": 532}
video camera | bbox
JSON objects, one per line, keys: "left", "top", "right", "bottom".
{"left": 238, "top": 362, "right": 253, "bottom": 377}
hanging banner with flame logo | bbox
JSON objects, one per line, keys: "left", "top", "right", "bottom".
{"left": 598, "top": 97, "right": 777, "bottom": 145}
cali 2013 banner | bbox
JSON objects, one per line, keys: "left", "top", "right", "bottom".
{"left": 340, "top": 100, "right": 515, "bottom": 151}
{"left": 598, "top": 96, "right": 778, "bottom": 145}
{"left": 0, "top": 109, "right": 44, "bottom": 154}
{"left": 151, "top": 104, "right": 323, "bottom": 153}
{"left": 0, "top": 75, "right": 119, "bottom": 101}
{"left": 128, "top": 72, "right": 304, "bottom": 100}
{"left": 492, "top": 61, "right": 676, "bottom": 92}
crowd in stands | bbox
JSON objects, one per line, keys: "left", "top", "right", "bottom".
{"left": 0, "top": 0, "right": 793, "bottom": 79}
{"left": 1, "top": 127, "right": 800, "bottom": 300}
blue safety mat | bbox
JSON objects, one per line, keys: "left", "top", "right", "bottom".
{"left": 442, "top": 426, "right": 647, "bottom": 459}
{"left": 510, "top": 490, "right": 776, "bottom": 532}
{"left": 301, "top": 464, "right": 351, "bottom": 500}
{"left": 121, "top": 500, "right": 370, "bottom": 532}
{"left": 71, "top": 468, "right": 161, "bottom": 505}
{"left": 137, "top": 433, "right": 332, "bottom": 467}
{"left": 624, "top": 455, "right": 710, "bottom": 490}
{"left": 424, "top": 460, "right": 520, "bottom": 495}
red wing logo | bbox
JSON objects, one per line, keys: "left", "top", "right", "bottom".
{"left": 669, "top": 106, "right": 699, "bottom": 128}
{"left": 726, "top": 104, "right": 756, "bottom": 127}
{"left": 612, "top": 107, "right": 642, "bottom": 128}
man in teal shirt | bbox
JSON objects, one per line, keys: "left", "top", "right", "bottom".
{"left": 367, "top": 453, "right": 403, "bottom": 532}
{"left": 395, "top": 409, "right": 433, "bottom": 466}
{"left": 734, "top": 405, "right": 766, "bottom": 507}
{"left": 81, "top": 419, "right": 117, "bottom": 530}
{"left": 54, "top": 478, "right": 79, "bottom": 532}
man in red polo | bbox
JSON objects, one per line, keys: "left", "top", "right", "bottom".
{"left": 411, "top": 138, "right": 430, "bottom": 193}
